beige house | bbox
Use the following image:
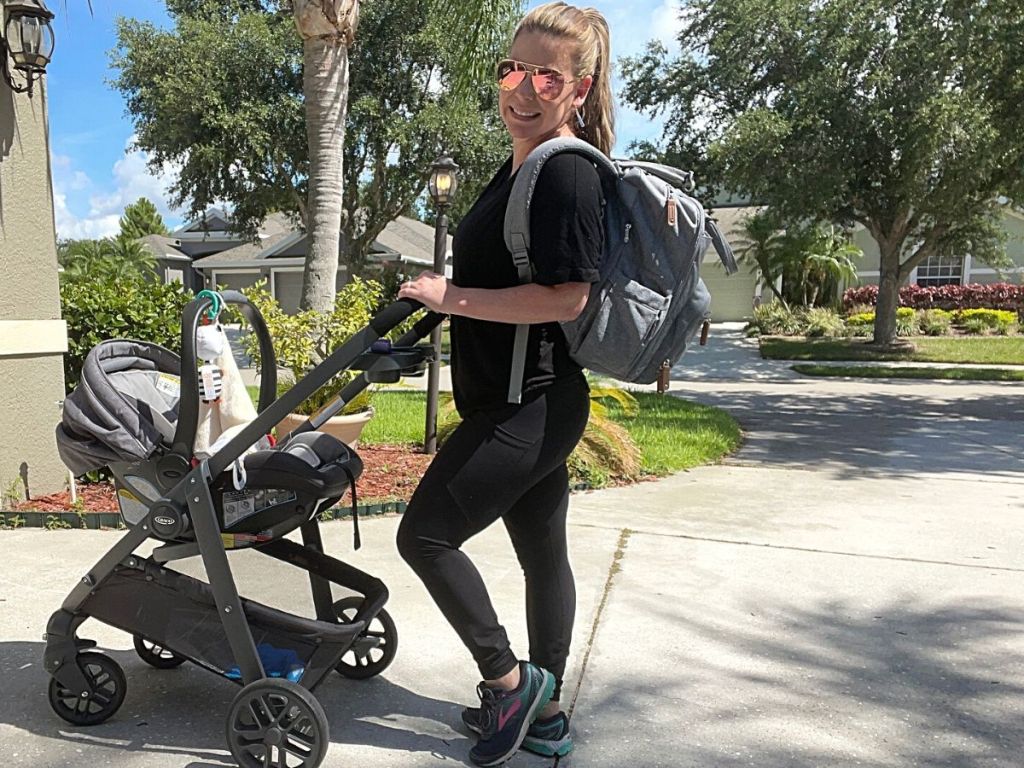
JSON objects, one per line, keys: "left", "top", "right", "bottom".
{"left": 850, "top": 206, "right": 1024, "bottom": 288}
{"left": 707, "top": 203, "right": 1024, "bottom": 318}
{"left": 0, "top": 28, "right": 67, "bottom": 497}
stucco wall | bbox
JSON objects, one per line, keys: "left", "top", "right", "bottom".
{"left": 851, "top": 210, "right": 1024, "bottom": 285}
{"left": 0, "top": 74, "right": 68, "bottom": 498}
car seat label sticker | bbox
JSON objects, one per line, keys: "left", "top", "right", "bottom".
{"left": 156, "top": 373, "right": 181, "bottom": 398}
{"left": 223, "top": 490, "right": 258, "bottom": 527}
{"left": 222, "top": 488, "right": 298, "bottom": 528}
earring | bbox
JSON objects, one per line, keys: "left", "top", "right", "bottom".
{"left": 575, "top": 107, "right": 586, "bottom": 129}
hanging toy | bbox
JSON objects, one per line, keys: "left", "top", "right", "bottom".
{"left": 196, "top": 321, "right": 225, "bottom": 402}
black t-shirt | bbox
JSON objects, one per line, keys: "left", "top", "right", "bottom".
{"left": 450, "top": 152, "right": 604, "bottom": 413}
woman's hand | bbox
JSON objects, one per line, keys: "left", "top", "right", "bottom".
{"left": 398, "top": 272, "right": 455, "bottom": 313}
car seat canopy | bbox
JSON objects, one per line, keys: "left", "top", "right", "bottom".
{"left": 57, "top": 340, "right": 183, "bottom": 476}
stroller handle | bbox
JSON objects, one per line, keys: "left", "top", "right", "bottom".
{"left": 170, "top": 291, "right": 278, "bottom": 462}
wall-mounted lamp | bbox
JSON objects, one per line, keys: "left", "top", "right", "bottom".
{"left": 1, "top": 0, "right": 55, "bottom": 97}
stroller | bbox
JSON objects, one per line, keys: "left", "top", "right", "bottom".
{"left": 45, "top": 291, "right": 442, "bottom": 768}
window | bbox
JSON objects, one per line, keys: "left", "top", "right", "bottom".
{"left": 916, "top": 255, "right": 963, "bottom": 287}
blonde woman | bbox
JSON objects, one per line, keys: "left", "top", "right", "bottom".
{"left": 398, "top": 4, "right": 614, "bottom": 764}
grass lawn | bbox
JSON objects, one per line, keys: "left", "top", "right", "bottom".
{"left": 601, "top": 392, "right": 741, "bottom": 476}
{"left": 761, "top": 336, "right": 1024, "bottom": 365}
{"left": 792, "top": 364, "right": 1024, "bottom": 382}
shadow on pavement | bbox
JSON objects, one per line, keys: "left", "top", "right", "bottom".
{"left": 0, "top": 641, "right": 477, "bottom": 766}
{"left": 673, "top": 385, "right": 1024, "bottom": 482}
{"left": 575, "top": 596, "right": 1024, "bottom": 767}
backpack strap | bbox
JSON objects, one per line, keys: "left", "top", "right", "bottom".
{"left": 706, "top": 218, "right": 739, "bottom": 274}
{"left": 503, "top": 137, "right": 617, "bottom": 404}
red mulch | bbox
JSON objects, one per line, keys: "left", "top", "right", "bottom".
{"left": 13, "top": 444, "right": 436, "bottom": 514}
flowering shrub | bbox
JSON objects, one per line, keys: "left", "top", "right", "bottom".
{"left": 842, "top": 283, "right": 1024, "bottom": 315}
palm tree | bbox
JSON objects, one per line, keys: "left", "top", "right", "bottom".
{"left": 292, "top": 0, "right": 520, "bottom": 313}
{"left": 733, "top": 211, "right": 788, "bottom": 308}
{"left": 798, "top": 226, "right": 860, "bottom": 307}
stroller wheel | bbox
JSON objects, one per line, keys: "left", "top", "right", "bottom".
{"left": 133, "top": 636, "right": 187, "bottom": 669}
{"left": 332, "top": 596, "right": 398, "bottom": 680}
{"left": 227, "top": 679, "right": 329, "bottom": 768}
{"left": 47, "top": 652, "right": 127, "bottom": 726}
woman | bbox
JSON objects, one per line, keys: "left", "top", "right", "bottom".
{"left": 397, "top": 3, "right": 614, "bottom": 765}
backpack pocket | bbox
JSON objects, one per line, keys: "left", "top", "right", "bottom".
{"left": 569, "top": 272, "right": 670, "bottom": 380}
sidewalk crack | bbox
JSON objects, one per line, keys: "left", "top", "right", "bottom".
{"left": 561, "top": 528, "right": 632, "bottom": 764}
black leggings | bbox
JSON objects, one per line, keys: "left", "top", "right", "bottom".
{"left": 396, "top": 375, "right": 589, "bottom": 701}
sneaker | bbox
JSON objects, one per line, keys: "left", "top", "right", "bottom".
{"left": 462, "top": 707, "right": 573, "bottom": 757}
{"left": 467, "top": 661, "right": 555, "bottom": 767}
{"left": 522, "top": 712, "right": 573, "bottom": 757}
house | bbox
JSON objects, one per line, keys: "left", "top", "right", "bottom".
{"left": 850, "top": 206, "right": 1024, "bottom": 288}
{"left": 142, "top": 209, "right": 452, "bottom": 313}
{"left": 707, "top": 202, "right": 1024, "bottom": 317}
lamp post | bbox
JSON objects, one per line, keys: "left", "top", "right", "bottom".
{"left": 1, "top": 0, "right": 55, "bottom": 97}
{"left": 423, "top": 155, "right": 459, "bottom": 454}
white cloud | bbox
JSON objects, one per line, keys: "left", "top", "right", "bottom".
{"left": 650, "top": 0, "right": 685, "bottom": 52}
{"left": 53, "top": 190, "right": 120, "bottom": 239}
{"left": 51, "top": 136, "right": 186, "bottom": 240}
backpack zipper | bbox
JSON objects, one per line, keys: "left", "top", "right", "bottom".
{"left": 624, "top": 223, "right": 632, "bottom": 243}
{"left": 666, "top": 189, "right": 678, "bottom": 227}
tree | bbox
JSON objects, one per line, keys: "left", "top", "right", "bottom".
{"left": 733, "top": 211, "right": 788, "bottom": 308}
{"left": 60, "top": 237, "right": 158, "bottom": 283}
{"left": 114, "top": 0, "right": 519, "bottom": 313}
{"left": 621, "top": 0, "right": 1024, "bottom": 344}
{"left": 119, "top": 197, "right": 170, "bottom": 240}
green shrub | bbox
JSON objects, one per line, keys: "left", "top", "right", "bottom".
{"left": 241, "top": 278, "right": 382, "bottom": 416}
{"left": 955, "top": 308, "right": 1018, "bottom": 335}
{"left": 961, "top": 317, "right": 990, "bottom": 335}
{"left": 801, "top": 307, "right": 846, "bottom": 338}
{"left": 748, "top": 302, "right": 802, "bottom": 336}
{"left": 61, "top": 278, "right": 192, "bottom": 391}
{"left": 895, "top": 307, "right": 919, "bottom": 337}
{"left": 845, "top": 311, "right": 875, "bottom": 337}
{"left": 917, "top": 309, "right": 953, "bottom": 336}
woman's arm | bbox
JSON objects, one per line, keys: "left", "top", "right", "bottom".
{"left": 397, "top": 271, "right": 589, "bottom": 324}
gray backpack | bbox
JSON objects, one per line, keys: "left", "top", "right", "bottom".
{"left": 504, "top": 137, "right": 738, "bottom": 403}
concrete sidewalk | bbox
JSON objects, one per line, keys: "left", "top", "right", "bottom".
{"left": 2, "top": 327, "right": 1023, "bottom": 767}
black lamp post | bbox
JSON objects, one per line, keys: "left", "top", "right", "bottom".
{"left": 1, "top": 0, "right": 55, "bottom": 97}
{"left": 423, "top": 155, "right": 459, "bottom": 454}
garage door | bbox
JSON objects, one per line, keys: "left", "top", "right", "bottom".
{"left": 701, "top": 259, "right": 756, "bottom": 321}
{"left": 274, "top": 271, "right": 304, "bottom": 315}
{"left": 212, "top": 271, "right": 261, "bottom": 293}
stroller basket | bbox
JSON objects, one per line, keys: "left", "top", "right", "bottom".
{"left": 80, "top": 561, "right": 364, "bottom": 690}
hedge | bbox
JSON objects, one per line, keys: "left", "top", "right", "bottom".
{"left": 842, "top": 283, "right": 1024, "bottom": 314}
{"left": 61, "top": 278, "right": 192, "bottom": 392}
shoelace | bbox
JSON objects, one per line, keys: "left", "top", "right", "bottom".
{"left": 476, "top": 683, "right": 500, "bottom": 738}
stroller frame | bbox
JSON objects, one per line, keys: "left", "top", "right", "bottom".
{"left": 44, "top": 293, "right": 443, "bottom": 765}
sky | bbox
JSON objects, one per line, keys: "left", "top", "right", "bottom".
{"left": 46, "top": 0, "right": 683, "bottom": 240}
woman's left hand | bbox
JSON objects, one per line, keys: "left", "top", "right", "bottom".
{"left": 398, "top": 272, "right": 454, "bottom": 313}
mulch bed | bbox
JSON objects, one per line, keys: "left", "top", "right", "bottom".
{"left": 12, "top": 444, "right": 435, "bottom": 514}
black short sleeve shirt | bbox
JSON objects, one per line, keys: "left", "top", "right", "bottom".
{"left": 450, "top": 152, "right": 604, "bottom": 413}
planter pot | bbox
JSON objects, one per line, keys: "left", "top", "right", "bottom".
{"left": 275, "top": 407, "right": 375, "bottom": 449}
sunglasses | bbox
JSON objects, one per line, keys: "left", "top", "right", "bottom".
{"left": 496, "top": 58, "right": 571, "bottom": 101}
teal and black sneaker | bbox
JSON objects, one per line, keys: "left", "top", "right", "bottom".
{"left": 462, "top": 707, "right": 573, "bottom": 758}
{"left": 467, "top": 661, "right": 555, "bottom": 767}
{"left": 521, "top": 712, "right": 573, "bottom": 757}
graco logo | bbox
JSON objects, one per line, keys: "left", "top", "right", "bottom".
{"left": 154, "top": 516, "right": 176, "bottom": 526}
